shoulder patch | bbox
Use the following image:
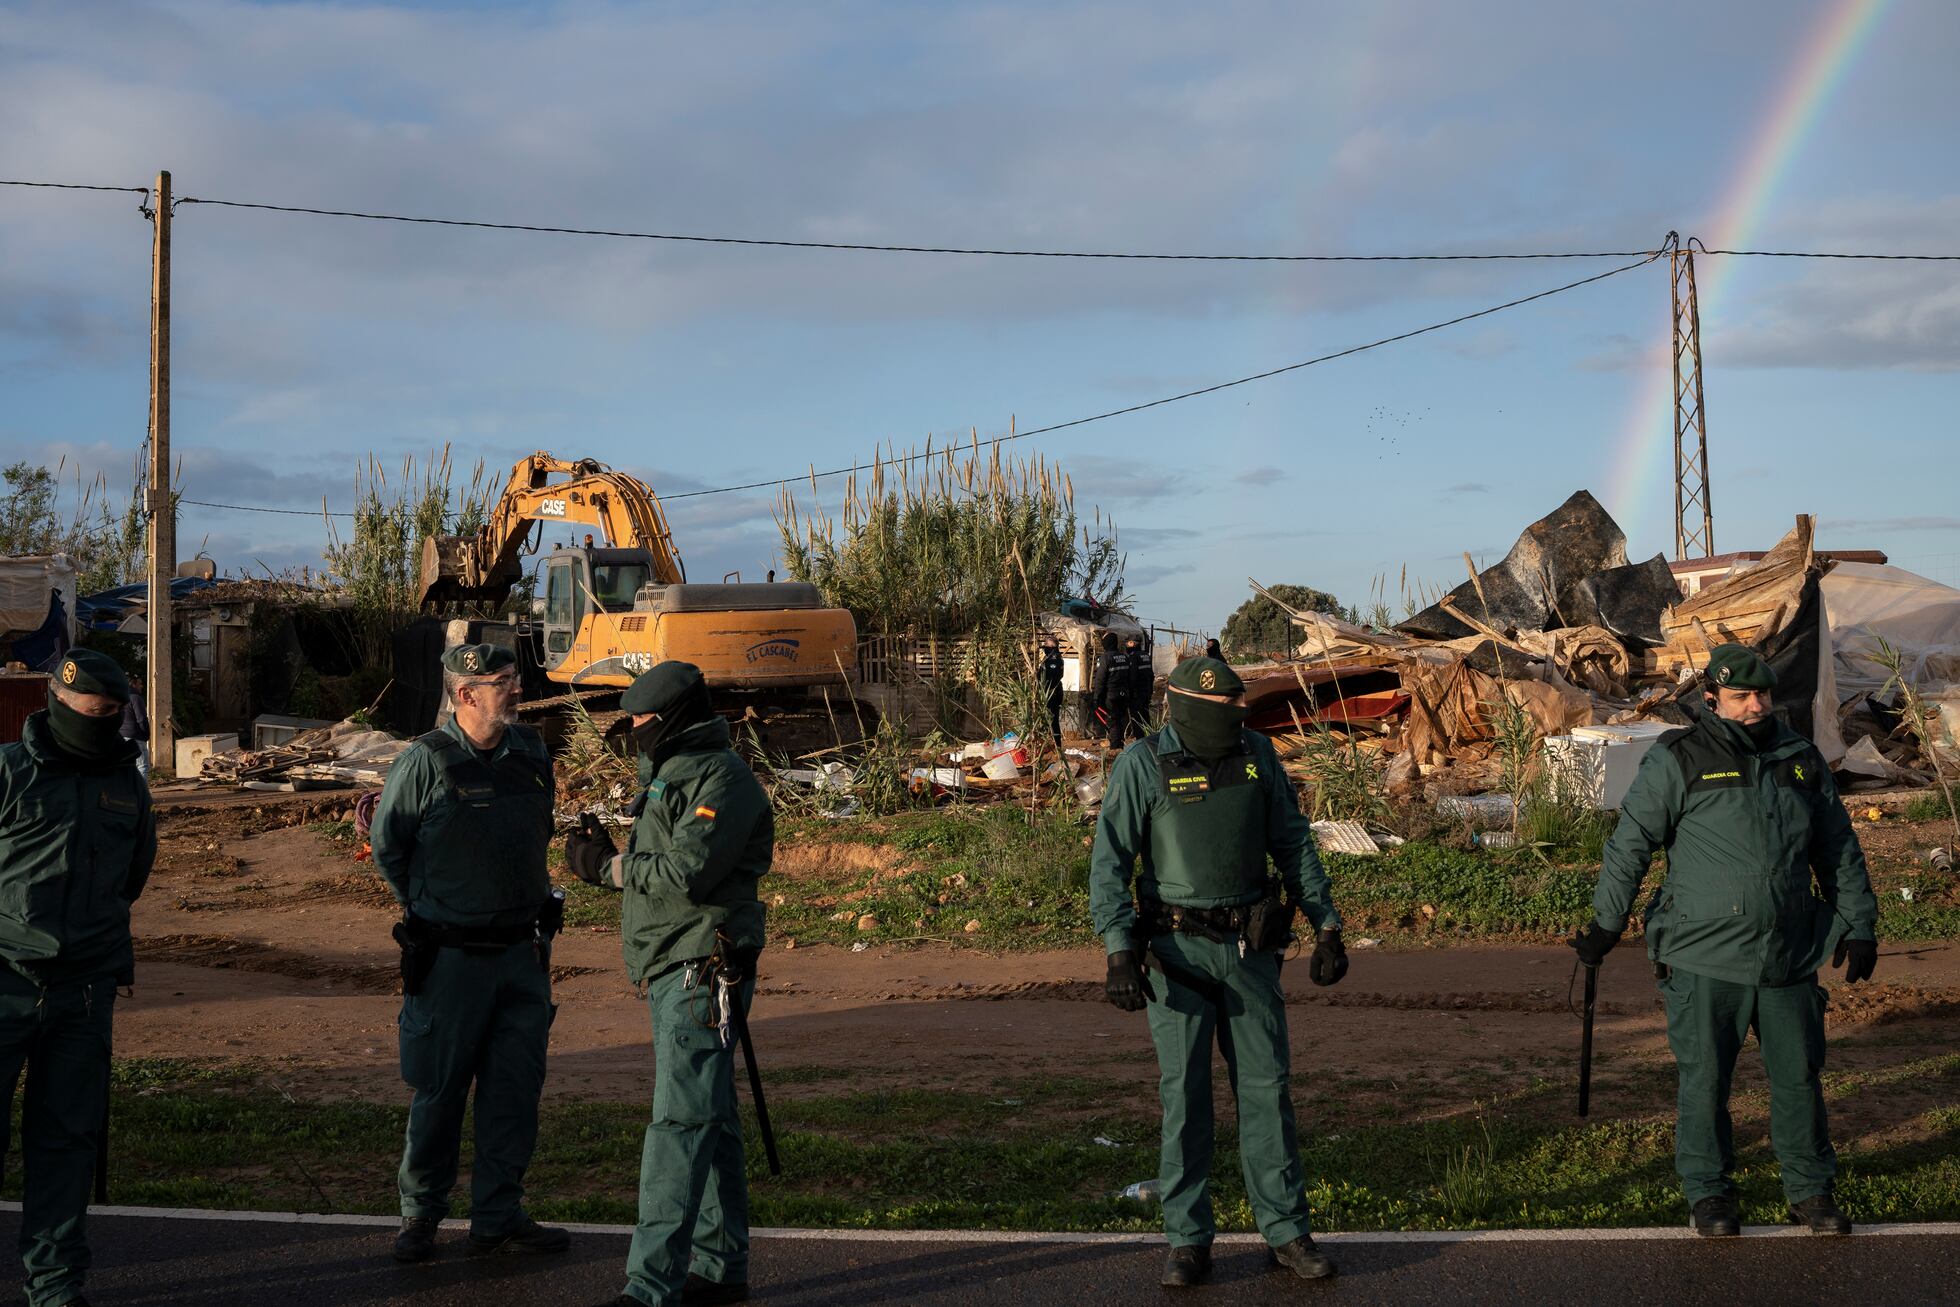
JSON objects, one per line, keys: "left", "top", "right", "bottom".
{"left": 694, "top": 805, "right": 718, "bottom": 821}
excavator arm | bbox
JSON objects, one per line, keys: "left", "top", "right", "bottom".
{"left": 418, "top": 452, "right": 686, "bottom": 606}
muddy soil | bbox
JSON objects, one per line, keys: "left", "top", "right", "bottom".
{"left": 120, "top": 794, "right": 1960, "bottom": 1129}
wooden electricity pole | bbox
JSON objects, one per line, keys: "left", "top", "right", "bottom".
{"left": 1671, "top": 240, "right": 1714, "bottom": 561}
{"left": 146, "top": 170, "right": 176, "bottom": 770}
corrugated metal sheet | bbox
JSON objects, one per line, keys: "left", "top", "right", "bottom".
{"left": 0, "top": 673, "right": 50, "bottom": 744}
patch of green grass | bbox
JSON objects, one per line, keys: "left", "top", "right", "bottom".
{"left": 1328, "top": 842, "right": 1596, "bottom": 937}
{"left": 1904, "top": 791, "right": 1957, "bottom": 826}
{"left": 309, "top": 819, "right": 358, "bottom": 845}
{"left": 18, "top": 1063, "right": 1960, "bottom": 1230}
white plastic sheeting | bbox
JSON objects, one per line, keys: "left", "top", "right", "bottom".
{"left": 1823, "top": 563, "right": 1960, "bottom": 699}
{"left": 0, "top": 554, "right": 77, "bottom": 642}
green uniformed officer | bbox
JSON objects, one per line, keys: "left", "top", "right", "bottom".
{"left": 1573, "top": 643, "right": 1878, "bottom": 1237}
{"left": 369, "top": 643, "right": 569, "bottom": 1263}
{"left": 0, "top": 649, "right": 154, "bottom": 1307}
{"left": 563, "top": 661, "right": 770, "bottom": 1307}
{"left": 1089, "top": 656, "right": 1348, "bottom": 1287}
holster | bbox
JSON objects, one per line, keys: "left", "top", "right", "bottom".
{"left": 537, "top": 890, "right": 566, "bottom": 970}
{"left": 1243, "top": 884, "right": 1297, "bottom": 954}
{"left": 393, "top": 916, "right": 439, "bottom": 997}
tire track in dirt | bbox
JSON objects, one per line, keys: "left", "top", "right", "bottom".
{"left": 757, "top": 977, "right": 1655, "bottom": 1015}
{"left": 135, "top": 932, "right": 605, "bottom": 993}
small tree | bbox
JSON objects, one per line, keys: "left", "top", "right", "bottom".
{"left": 1220, "top": 583, "right": 1341, "bottom": 659}
{"left": 0, "top": 457, "right": 161, "bottom": 595}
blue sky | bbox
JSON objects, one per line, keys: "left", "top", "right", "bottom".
{"left": 2, "top": 0, "right": 1956, "bottom": 631}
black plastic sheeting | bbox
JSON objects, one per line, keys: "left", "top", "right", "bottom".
{"left": 1569, "top": 554, "right": 1680, "bottom": 649}
{"left": 1397, "top": 491, "right": 1632, "bottom": 640}
{"left": 1668, "top": 572, "right": 1826, "bottom": 742}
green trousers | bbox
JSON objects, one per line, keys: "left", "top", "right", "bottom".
{"left": 1660, "top": 967, "right": 1835, "bottom": 1206}
{"left": 622, "top": 961, "right": 754, "bottom": 1307}
{"left": 0, "top": 969, "right": 114, "bottom": 1307}
{"left": 1143, "top": 932, "right": 1312, "bottom": 1250}
{"left": 396, "top": 939, "right": 554, "bottom": 1232}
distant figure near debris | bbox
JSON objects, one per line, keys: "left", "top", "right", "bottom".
{"left": 1204, "top": 637, "right": 1222, "bottom": 662}
{"left": 1573, "top": 643, "right": 1878, "bottom": 1239}
{"left": 0, "top": 650, "right": 154, "bottom": 1307}
{"left": 1090, "top": 656, "right": 1347, "bottom": 1286}
{"left": 1096, "top": 632, "right": 1150, "bottom": 750}
{"left": 370, "top": 644, "right": 568, "bottom": 1265}
{"left": 1038, "top": 633, "right": 1065, "bottom": 743}
{"left": 564, "top": 660, "right": 772, "bottom": 1307}
{"left": 766, "top": 569, "right": 776, "bottom": 583}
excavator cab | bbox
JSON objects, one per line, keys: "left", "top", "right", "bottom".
{"left": 538, "top": 546, "right": 655, "bottom": 668}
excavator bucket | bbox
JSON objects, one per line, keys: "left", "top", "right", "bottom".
{"left": 418, "top": 534, "right": 518, "bottom": 608}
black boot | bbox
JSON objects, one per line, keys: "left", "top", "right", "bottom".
{"left": 393, "top": 1216, "right": 439, "bottom": 1263}
{"left": 1161, "top": 1244, "right": 1212, "bottom": 1287}
{"left": 1789, "top": 1194, "right": 1852, "bottom": 1235}
{"left": 1692, "top": 1195, "right": 1741, "bottom": 1238}
{"left": 1269, "top": 1235, "right": 1337, "bottom": 1279}
{"left": 468, "top": 1215, "right": 571, "bottom": 1255}
{"left": 682, "top": 1272, "right": 751, "bottom": 1304}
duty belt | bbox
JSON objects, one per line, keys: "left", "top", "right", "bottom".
{"left": 424, "top": 920, "right": 539, "bottom": 952}
{"left": 1138, "top": 898, "right": 1252, "bottom": 942}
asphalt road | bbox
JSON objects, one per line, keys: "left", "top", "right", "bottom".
{"left": 3, "top": 1209, "right": 1957, "bottom": 1307}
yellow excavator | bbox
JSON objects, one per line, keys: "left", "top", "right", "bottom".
{"left": 418, "top": 453, "right": 858, "bottom": 714}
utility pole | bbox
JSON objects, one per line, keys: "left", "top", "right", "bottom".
{"left": 1671, "top": 238, "right": 1713, "bottom": 561}
{"left": 146, "top": 171, "right": 175, "bottom": 771}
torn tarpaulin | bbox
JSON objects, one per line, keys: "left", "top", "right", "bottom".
{"left": 1397, "top": 491, "right": 1631, "bottom": 640}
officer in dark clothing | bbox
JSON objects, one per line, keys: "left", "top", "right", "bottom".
{"left": 1095, "top": 633, "right": 1145, "bottom": 750}
{"left": 370, "top": 644, "right": 568, "bottom": 1264}
{"left": 1090, "top": 656, "right": 1347, "bottom": 1287}
{"left": 1573, "top": 643, "right": 1877, "bottom": 1238}
{"left": 565, "top": 661, "right": 772, "bottom": 1307}
{"left": 1126, "top": 635, "right": 1155, "bottom": 718}
{"left": 1037, "top": 634, "right": 1065, "bottom": 744}
{"left": 1203, "top": 638, "right": 1222, "bottom": 662}
{"left": 0, "top": 649, "right": 154, "bottom": 1307}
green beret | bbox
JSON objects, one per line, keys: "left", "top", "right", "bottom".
{"left": 1167, "top": 656, "right": 1243, "bottom": 698}
{"left": 442, "top": 643, "right": 516, "bottom": 677}
{"left": 54, "top": 649, "right": 131, "bottom": 702}
{"left": 1705, "top": 643, "right": 1776, "bottom": 691}
{"left": 621, "top": 660, "right": 705, "bottom": 714}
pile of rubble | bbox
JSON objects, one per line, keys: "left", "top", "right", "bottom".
{"left": 191, "top": 719, "right": 409, "bottom": 790}
{"left": 1239, "top": 492, "right": 1957, "bottom": 801}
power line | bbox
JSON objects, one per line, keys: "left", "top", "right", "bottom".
{"left": 172, "top": 194, "right": 1657, "bottom": 262}
{"left": 181, "top": 497, "right": 351, "bottom": 518}
{"left": 1700, "top": 248, "right": 1960, "bottom": 261}
{"left": 0, "top": 179, "right": 150, "bottom": 194}
{"left": 669, "top": 249, "right": 1663, "bottom": 500}
{"left": 176, "top": 249, "right": 1662, "bottom": 518}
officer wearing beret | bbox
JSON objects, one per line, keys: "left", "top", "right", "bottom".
{"left": 0, "top": 650, "right": 153, "bottom": 1307}
{"left": 369, "top": 644, "right": 568, "bottom": 1263}
{"left": 1574, "top": 643, "right": 1877, "bottom": 1237}
{"left": 1089, "top": 656, "right": 1347, "bottom": 1287}
{"left": 564, "top": 662, "right": 771, "bottom": 1307}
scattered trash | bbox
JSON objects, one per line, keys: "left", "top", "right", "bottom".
{"left": 1901, "top": 887, "right": 1915, "bottom": 902}
{"left": 1474, "top": 831, "right": 1517, "bottom": 849}
{"left": 1435, "top": 794, "right": 1516, "bottom": 824}
{"left": 1113, "top": 1178, "right": 1162, "bottom": 1202}
{"left": 981, "top": 753, "right": 1022, "bottom": 781}
{"left": 1092, "top": 1135, "right": 1121, "bottom": 1148}
{"left": 856, "top": 914, "right": 879, "bottom": 931}
{"left": 850, "top": 941, "right": 869, "bottom": 953}
{"left": 1350, "top": 937, "right": 1381, "bottom": 949}
{"left": 963, "top": 919, "right": 982, "bottom": 933}
{"left": 1864, "top": 807, "right": 1886, "bottom": 823}
{"left": 1930, "top": 848, "right": 1954, "bottom": 874}
{"left": 1311, "top": 820, "right": 1380, "bottom": 856}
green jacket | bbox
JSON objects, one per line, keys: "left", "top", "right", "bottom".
{"left": 369, "top": 718, "right": 555, "bottom": 928}
{"left": 619, "top": 716, "right": 770, "bottom": 984}
{"left": 0, "top": 711, "right": 155, "bottom": 983}
{"left": 1595, "top": 709, "right": 1877, "bottom": 987}
{"left": 1089, "top": 724, "right": 1341, "bottom": 956}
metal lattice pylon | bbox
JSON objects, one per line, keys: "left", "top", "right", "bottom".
{"left": 1671, "top": 241, "right": 1713, "bottom": 561}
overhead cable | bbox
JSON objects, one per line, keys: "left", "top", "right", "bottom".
{"left": 175, "top": 249, "right": 1663, "bottom": 518}
{"left": 0, "top": 179, "right": 150, "bottom": 194}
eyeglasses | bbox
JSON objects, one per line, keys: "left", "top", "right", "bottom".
{"left": 465, "top": 675, "right": 520, "bottom": 695}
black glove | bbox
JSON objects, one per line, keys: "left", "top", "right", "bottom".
{"left": 1105, "top": 950, "right": 1154, "bottom": 1012}
{"left": 1570, "top": 922, "right": 1621, "bottom": 968}
{"left": 1308, "top": 928, "right": 1348, "bottom": 987}
{"left": 564, "top": 813, "right": 618, "bottom": 887}
{"left": 1833, "top": 937, "right": 1878, "bottom": 984}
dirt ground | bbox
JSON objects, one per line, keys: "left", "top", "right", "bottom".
{"left": 120, "top": 789, "right": 1960, "bottom": 1124}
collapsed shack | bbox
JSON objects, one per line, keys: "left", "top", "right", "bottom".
{"left": 1238, "top": 495, "right": 1958, "bottom": 809}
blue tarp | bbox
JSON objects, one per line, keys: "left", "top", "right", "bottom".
{"left": 76, "top": 577, "right": 218, "bottom": 630}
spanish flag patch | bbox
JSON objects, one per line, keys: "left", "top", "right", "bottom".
{"left": 694, "top": 805, "right": 718, "bottom": 820}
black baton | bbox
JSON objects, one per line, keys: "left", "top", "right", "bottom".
{"left": 95, "top": 1096, "right": 109, "bottom": 1203}
{"left": 729, "top": 991, "right": 782, "bottom": 1176}
{"left": 1578, "top": 962, "right": 1598, "bottom": 1117}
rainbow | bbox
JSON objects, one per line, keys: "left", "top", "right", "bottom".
{"left": 1603, "top": 0, "right": 1891, "bottom": 552}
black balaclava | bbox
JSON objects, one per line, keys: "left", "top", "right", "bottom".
{"left": 1166, "top": 690, "right": 1249, "bottom": 762}
{"left": 629, "top": 679, "right": 714, "bottom": 773}
{"left": 46, "top": 688, "right": 129, "bottom": 762}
